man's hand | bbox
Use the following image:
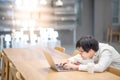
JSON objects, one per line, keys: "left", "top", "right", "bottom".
{"left": 63, "top": 62, "right": 79, "bottom": 70}
{"left": 74, "top": 62, "right": 81, "bottom": 65}
{"left": 60, "top": 60, "right": 70, "bottom": 66}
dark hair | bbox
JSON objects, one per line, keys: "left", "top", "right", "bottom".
{"left": 76, "top": 35, "right": 99, "bottom": 52}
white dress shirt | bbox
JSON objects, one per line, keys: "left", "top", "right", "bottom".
{"left": 68, "top": 43, "right": 120, "bottom": 72}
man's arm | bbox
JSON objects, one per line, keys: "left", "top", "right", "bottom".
{"left": 94, "top": 50, "right": 113, "bottom": 72}
{"left": 79, "top": 50, "right": 112, "bottom": 72}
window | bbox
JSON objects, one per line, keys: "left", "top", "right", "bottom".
{"left": 112, "top": 0, "right": 119, "bottom": 23}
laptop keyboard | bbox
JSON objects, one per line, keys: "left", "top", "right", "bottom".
{"left": 55, "top": 64, "right": 73, "bottom": 70}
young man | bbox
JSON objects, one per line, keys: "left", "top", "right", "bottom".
{"left": 62, "top": 36, "right": 120, "bottom": 72}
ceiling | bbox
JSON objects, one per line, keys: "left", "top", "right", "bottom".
{"left": 0, "top": 0, "right": 78, "bottom": 32}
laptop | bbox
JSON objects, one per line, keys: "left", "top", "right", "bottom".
{"left": 43, "top": 51, "right": 73, "bottom": 72}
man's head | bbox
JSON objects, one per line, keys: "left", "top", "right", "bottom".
{"left": 76, "top": 35, "right": 99, "bottom": 59}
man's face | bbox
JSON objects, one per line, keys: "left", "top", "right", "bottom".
{"left": 77, "top": 47, "right": 93, "bottom": 60}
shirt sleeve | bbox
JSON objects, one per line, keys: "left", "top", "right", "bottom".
{"left": 68, "top": 54, "right": 82, "bottom": 63}
{"left": 94, "top": 50, "right": 113, "bottom": 72}
{"left": 78, "top": 50, "right": 113, "bottom": 72}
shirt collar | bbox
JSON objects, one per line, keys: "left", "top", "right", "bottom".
{"left": 92, "top": 50, "right": 99, "bottom": 59}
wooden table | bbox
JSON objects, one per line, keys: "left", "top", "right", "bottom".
{"left": 2, "top": 47, "right": 120, "bottom": 80}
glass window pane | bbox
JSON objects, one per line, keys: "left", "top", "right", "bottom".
{"left": 112, "top": 0, "right": 119, "bottom": 23}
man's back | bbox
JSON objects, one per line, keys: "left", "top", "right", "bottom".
{"left": 97, "top": 43, "right": 120, "bottom": 69}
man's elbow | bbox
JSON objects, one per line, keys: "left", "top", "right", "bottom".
{"left": 95, "top": 66, "right": 107, "bottom": 72}
{"left": 96, "top": 69, "right": 105, "bottom": 72}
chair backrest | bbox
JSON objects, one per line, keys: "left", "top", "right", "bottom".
{"left": 9, "top": 62, "right": 24, "bottom": 80}
{"left": 108, "top": 25, "right": 120, "bottom": 33}
{"left": 113, "top": 25, "right": 120, "bottom": 31}
{"left": 1, "top": 52, "right": 9, "bottom": 80}
{"left": 0, "top": 52, "right": 2, "bottom": 76}
{"left": 72, "top": 49, "right": 80, "bottom": 56}
{"left": 54, "top": 46, "right": 65, "bottom": 53}
{"left": 107, "top": 25, "right": 120, "bottom": 42}
{"left": 0, "top": 52, "right": 2, "bottom": 58}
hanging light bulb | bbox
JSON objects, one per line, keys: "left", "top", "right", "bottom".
{"left": 55, "top": 0, "right": 63, "bottom": 6}
{"left": 40, "top": 0, "right": 47, "bottom": 5}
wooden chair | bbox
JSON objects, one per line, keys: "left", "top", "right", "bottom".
{"left": 9, "top": 62, "right": 24, "bottom": 80}
{"left": 72, "top": 49, "right": 80, "bottom": 56}
{"left": 54, "top": 46, "right": 65, "bottom": 53}
{"left": 1, "top": 52, "right": 9, "bottom": 80}
{"left": 107, "top": 25, "right": 120, "bottom": 43}
{"left": 0, "top": 52, "right": 2, "bottom": 76}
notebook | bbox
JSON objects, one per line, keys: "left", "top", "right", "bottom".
{"left": 43, "top": 51, "right": 73, "bottom": 72}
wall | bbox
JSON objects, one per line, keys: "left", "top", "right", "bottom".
{"left": 58, "top": 0, "right": 112, "bottom": 45}
{"left": 94, "top": 0, "right": 112, "bottom": 41}
{"left": 76, "top": 0, "right": 94, "bottom": 40}
{"left": 57, "top": 30, "right": 73, "bottom": 45}
{"left": 58, "top": 0, "right": 94, "bottom": 45}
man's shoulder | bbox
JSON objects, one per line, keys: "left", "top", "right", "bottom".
{"left": 99, "top": 42, "right": 113, "bottom": 50}
{"left": 99, "top": 42, "right": 109, "bottom": 47}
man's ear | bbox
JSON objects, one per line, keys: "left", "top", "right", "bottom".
{"left": 89, "top": 49, "right": 95, "bottom": 58}
{"left": 88, "top": 49, "right": 92, "bottom": 53}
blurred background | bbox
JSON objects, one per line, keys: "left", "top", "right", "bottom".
{"left": 0, "top": 0, "right": 120, "bottom": 54}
